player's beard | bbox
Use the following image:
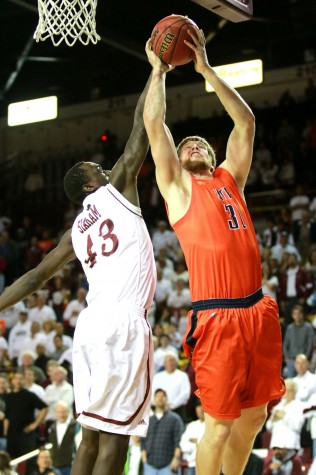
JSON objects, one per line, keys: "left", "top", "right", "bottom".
{"left": 182, "top": 156, "right": 212, "bottom": 172}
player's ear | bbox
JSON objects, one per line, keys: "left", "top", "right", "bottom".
{"left": 82, "top": 182, "right": 95, "bottom": 192}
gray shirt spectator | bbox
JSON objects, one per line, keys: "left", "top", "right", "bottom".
{"left": 141, "top": 389, "right": 184, "bottom": 473}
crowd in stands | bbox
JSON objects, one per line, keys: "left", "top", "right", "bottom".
{"left": 0, "top": 85, "right": 315, "bottom": 474}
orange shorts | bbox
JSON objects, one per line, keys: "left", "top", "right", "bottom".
{"left": 183, "top": 294, "right": 285, "bottom": 419}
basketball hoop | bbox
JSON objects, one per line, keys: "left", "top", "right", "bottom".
{"left": 34, "top": 0, "right": 101, "bottom": 46}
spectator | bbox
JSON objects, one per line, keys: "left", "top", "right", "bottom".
{"left": 166, "top": 279, "right": 191, "bottom": 321}
{"left": 4, "top": 372, "right": 48, "bottom": 474}
{"left": 48, "top": 335, "right": 68, "bottom": 361}
{"left": 8, "top": 310, "right": 31, "bottom": 365}
{"left": 47, "top": 401, "right": 80, "bottom": 475}
{"left": 283, "top": 306, "right": 315, "bottom": 377}
{"left": 170, "top": 260, "right": 189, "bottom": 289}
{"left": 0, "top": 375, "right": 10, "bottom": 451}
{"left": 0, "top": 300, "right": 27, "bottom": 338}
{"left": 34, "top": 343, "right": 50, "bottom": 376}
{"left": 18, "top": 351, "right": 46, "bottom": 385}
{"left": 262, "top": 261, "right": 279, "bottom": 301}
{"left": 265, "top": 378, "right": 304, "bottom": 451}
{"left": 30, "top": 448, "right": 61, "bottom": 475}
{"left": 48, "top": 276, "right": 70, "bottom": 323}
{"left": 141, "top": 389, "right": 184, "bottom": 475}
{"left": 29, "top": 292, "right": 57, "bottom": 326}
{"left": 152, "top": 352, "right": 191, "bottom": 422}
{"left": 42, "top": 320, "right": 57, "bottom": 355}
{"left": 18, "top": 321, "right": 47, "bottom": 362}
{"left": 62, "top": 288, "right": 87, "bottom": 337}
{"left": 24, "top": 367, "right": 45, "bottom": 401}
{"left": 153, "top": 335, "right": 179, "bottom": 374}
{"left": 289, "top": 184, "right": 310, "bottom": 243}
{"left": 180, "top": 400, "right": 205, "bottom": 475}
{"left": 262, "top": 447, "right": 303, "bottom": 475}
{"left": 302, "top": 392, "right": 316, "bottom": 458}
{"left": 262, "top": 218, "right": 278, "bottom": 249}
{"left": 25, "top": 237, "right": 43, "bottom": 272}
{"left": 0, "top": 450, "right": 19, "bottom": 475}
{"left": 293, "top": 354, "right": 316, "bottom": 402}
{"left": 278, "top": 157, "right": 296, "bottom": 188}
{"left": 296, "top": 211, "right": 316, "bottom": 262}
{"left": 271, "top": 232, "right": 301, "bottom": 264}
{"left": 152, "top": 220, "right": 172, "bottom": 257}
{"left": 154, "top": 268, "right": 173, "bottom": 322}
{"left": 54, "top": 323, "right": 72, "bottom": 350}
{"left": 278, "top": 254, "right": 313, "bottom": 324}
{"left": 0, "top": 327, "right": 9, "bottom": 371}
{"left": 43, "top": 366, "right": 74, "bottom": 427}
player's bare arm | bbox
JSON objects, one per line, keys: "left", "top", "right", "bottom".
{"left": 110, "top": 74, "right": 152, "bottom": 206}
{"left": 0, "top": 229, "right": 75, "bottom": 312}
{"left": 144, "top": 39, "right": 191, "bottom": 215}
{"left": 186, "top": 28, "right": 255, "bottom": 191}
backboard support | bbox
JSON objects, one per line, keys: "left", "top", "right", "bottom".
{"left": 190, "top": 0, "right": 253, "bottom": 22}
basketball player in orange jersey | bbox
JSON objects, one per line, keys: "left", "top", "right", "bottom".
{"left": 0, "top": 73, "right": 156, "bottom": 475}
{"left": 144, "top": 29, "right": 285, "bottom": 475}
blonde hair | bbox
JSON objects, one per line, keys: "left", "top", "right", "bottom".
{"left": 176, "top": 135, "right": 216, "bottom": 167}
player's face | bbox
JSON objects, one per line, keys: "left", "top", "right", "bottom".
{"left": 179, "top": 141, "right": 213, "bottom": 172}
{"left": 82, "top": 162, "right": 110, "bottom": 189}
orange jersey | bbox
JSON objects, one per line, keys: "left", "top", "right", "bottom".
{"left": 170, "top": 167, "right": 262, "bottom": 301}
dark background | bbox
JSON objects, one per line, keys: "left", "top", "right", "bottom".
{"left": 1, "top": 0, "right": 315, "bottom": 116}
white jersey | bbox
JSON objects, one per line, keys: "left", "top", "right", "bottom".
{"left": 72, "top": 184, "right": 156, "bottom": 309}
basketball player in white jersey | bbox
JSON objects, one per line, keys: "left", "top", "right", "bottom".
{"left": 0, "top": 73, "right": 156, "bottom": 475}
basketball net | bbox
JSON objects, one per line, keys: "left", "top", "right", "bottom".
{"left": 34, "top": 0, "right": 101, "bottom": 46}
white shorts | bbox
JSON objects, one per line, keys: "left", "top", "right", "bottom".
{"left": 72, "top": 302, "right": 153, "bottom": 437}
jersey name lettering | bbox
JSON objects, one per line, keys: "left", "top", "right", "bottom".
{"left": 77, "top": 205, "right": 101, "bottom": 234}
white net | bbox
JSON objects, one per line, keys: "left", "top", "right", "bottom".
{"left": 34, "top": 0, "right": 101, "bottom": 47}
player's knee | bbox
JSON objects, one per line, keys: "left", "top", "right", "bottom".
{"left": 246, "top": 408, "right": 267, "bottom": 435}
{"left": 204, "top": 423, "right": 232, "bottom": 449}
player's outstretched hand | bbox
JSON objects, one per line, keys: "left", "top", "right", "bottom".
{"left": 185, "top": 28, "right": 210, "bottom": 74}
{"left": 145, "top": 39, "right": 174, "bottom": 73}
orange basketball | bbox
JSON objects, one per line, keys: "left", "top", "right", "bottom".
{"left": 151, "top": 14, "right": 200, "bottom": 66}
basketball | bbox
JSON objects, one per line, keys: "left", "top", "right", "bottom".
{"left": 151, "top": 14, "right": 200, "bottom": 66}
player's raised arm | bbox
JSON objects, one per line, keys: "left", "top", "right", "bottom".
{"left": 143, "top": 40, "right": 182, "bottom": 203}
{"left": 109, "top": 73, "right": 152, "bottom": 206}
{"left": 185, "top": 28, "right": 255, "bottom": 192}
{"left": 0, "top": 229, "right": 75, "bottom": 312}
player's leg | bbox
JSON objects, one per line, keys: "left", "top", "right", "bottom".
{"left": 196, "top": 413, "right": 234, "bottom": 475}
{"left": 70, "top": 427, "right": 99, "bottom": 475}
{"left": 91, "top": 431, "right": 130, "bottom": 475}
{"left": 221, "top": 404, "right": 267, "bottom": 475}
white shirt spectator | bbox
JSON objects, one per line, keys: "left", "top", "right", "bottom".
{"left": 290, "top": 192, "right": 310, "bottom": 222}
{"left": 18, "top": 330, "right": 47, "bottom": 363}
{"left": 8, "top": 313, "right": 31, "bottom": 360}
{"left": 44, "top": 323, "right": 73, "bottom": 356}
{"left": 266, "top": 398, "right": 304, "bottom": 450}
{"left": 167, "top": 285, "right": 191, "bottom": 311}
{"left": 154, "top": 345, "right": 179, "bottom": 373}
{"left": 154, "top": 274, "right": 173, "bottom": 305}
{"left": 152, "top": 221, "right": 172, "bottom": 257}
{"left": 152, "top": 368, "right": 191, "bottom": 411}
{"left": 180, "top": 418, "right": 205, "bottom": 468}
{"left": 0, "top": 301, "right": 26, "bottom": 330}
{"left": 27, "top": 382, "right": 46, "bottom": 401}
{"left": 303, "top": 392, "right": 316, "bottom": 441}
{"left": 63, "top": 290, "right": 87, "bottom": 329}
{"left": 271, "top": 242, "right": 301, "bottom": 263}
{"left": 293, "top": 370, "right": 316, "bottom": 402}
{"left": 29, "top": 304, "right": 56, "bottom": 325}
{"left": 44, "top": 366, "right": 74, "bottom": 422}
